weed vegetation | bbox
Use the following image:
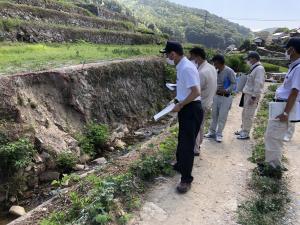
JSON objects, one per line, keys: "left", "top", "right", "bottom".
{"left": 0, "top": 42, "right": 163, "bottom": 75}
{"left": 41, "top": 127, "right": 178, "bottom": 225}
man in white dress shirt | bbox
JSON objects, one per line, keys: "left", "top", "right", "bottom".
{"left": 259, "top": 38, "right": 300, "bottom": 178}
{"left": 160, "top": 41, "right": 203, "bottom": 193}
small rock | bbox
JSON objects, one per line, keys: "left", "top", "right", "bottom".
{"left": 39, "top": 171, "right": 60, "bottom": 182}
{"left": 33, "top": 154, "right": 44, "bottom": 163}
{"left": 91, "top": 157, "right": 107, "bottom": 166}
{"left": 27, "top": 176, "right": 39, "bottom": 188}
{"left": 79, "top": 154, "right": 91, "bottom": 164}
{"left": 9, "top": 196, "right": 17, "bottom": 203}
{"left": 46, "top": 158, "right": 56, "bottom": 170}
{"left": 25, "top": 165, "right": 32, "bottom": 172}
{"left": 114, "top": 139, "right": 126, "bottom": 149}
{"left": 73, "top": 164, "right": 85, "bottom": 171}
{"left": 34, "top": 164, "right": 46, "bottom": 174}
{"left": 40, "top": 152, "right": 51, "bottom": 161}
{"left": 134, "top": 131, "right": 144, "bottom": 136}
{"left": 9, "top": 206, "right": 26, "bottom": 217}
{"left": 109, "top": 146, "right": 115, "bottom": 151}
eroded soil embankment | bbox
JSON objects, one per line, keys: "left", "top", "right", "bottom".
{"left": 0, "top": 57, "right": 172, "bottom": 213}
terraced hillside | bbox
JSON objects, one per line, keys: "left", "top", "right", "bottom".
{"left": 0, "top": 0, "right": 162, "bottom": 44}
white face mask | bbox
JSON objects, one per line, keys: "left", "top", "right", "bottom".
{"left": 247, "top": 61, "right": 252, "bottom": 67}
{"left": 166, "top": 58, "right": 175, "bottom": 65}
{"left": 285, "top": 50, "right": 291, "bottom": 60}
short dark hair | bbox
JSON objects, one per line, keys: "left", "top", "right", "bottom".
{"left": 189, "top": 47, "right": 206, "bottom": 60}
{"left": 286, "top": 37, "right": 300, "bottom": 54}
{"left": 212, "top": 54, "right": 225, "bottom": 64}
{"left": 160, "top": 41, "right": 184, "bottom": 56}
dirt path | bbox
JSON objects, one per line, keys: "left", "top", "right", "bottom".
{"left": 286, "top": 124, "right": 300, "bottom": 224}
{"left": 130, "top": 95, "right": 255, "bottom": 225}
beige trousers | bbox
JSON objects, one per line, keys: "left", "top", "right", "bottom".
{"left": 241, "top": 94, "right": 260, "bottom": 136}
{"left": 265, "top": 119, "right": 289, "bottom": 168}
{"left": 285, "top": 122, "right": 296, "bottom": 140}
{"left": 194, "top": 109, "right": 209, "bottom": 152}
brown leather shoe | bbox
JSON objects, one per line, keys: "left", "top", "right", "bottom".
{"left": 176, "top": 182, "right": 191, "bottom": 194}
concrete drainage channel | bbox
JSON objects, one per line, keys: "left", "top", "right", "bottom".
{"left": 0, "top": 114, "right": 177, "bottom": 225}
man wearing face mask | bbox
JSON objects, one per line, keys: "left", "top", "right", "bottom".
{"left": 189, "top": 47, "right": 217, "bottom": 156}
{"left": 205, "top": 54, "right": 236, "bottom": 143}
{"left": 160, "top": 41, "right": 203, "bottom": 193}
{"left": 235, "top": 51, "right": 265, "bottom": 140}
{"left": 259, "top": 37, "right": 300, "bottom": 178}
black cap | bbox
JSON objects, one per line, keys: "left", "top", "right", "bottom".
{"left": 160, "top": 41, "right": 183, "bottom": 55}
{"left": 246, "top": 51, "right": 260, "bottom": 61}
{"left": 285, "top": 37, "right": 300, "bottom": 53}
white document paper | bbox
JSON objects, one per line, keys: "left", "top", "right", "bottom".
{"left": 154, "top": 103, "right": 176, "bottom": 121}
{"left": 166, "top": 83, "right": 177, "bottom": 91}
{"left": 269, "top": 102, "right": 300, "bottom": 121}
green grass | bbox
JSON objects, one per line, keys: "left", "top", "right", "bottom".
{"left": 262, "top": 62, "right": 288, "bottom": 73}
{"left": 41, "top": 126, "right": 178, "bottom": 225}
{"left": 0, "top": 42, "right": 162, "bottom": 75}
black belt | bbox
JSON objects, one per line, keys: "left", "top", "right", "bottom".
{"left": 217, "top": 93, "right": 231, "bottom": 97}
{"left": 174, "top": 99, "right": 201, "bottom": 104}
{"left": 273, "top": 98, "right": 287, "bottom": 102}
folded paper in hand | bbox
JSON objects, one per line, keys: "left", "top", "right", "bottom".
{"left": 154, "top": 103, "right": 176, "bottom": 121}
{"left": 269, "top": 102, "right": 300, "bottom": 121}
{"left": 166, "top": 83, "right": 177, "bottom": 91}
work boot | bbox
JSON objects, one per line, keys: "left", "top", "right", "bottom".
{"left": 205, "top": 132, "right": 216, "bottom": 139}
{"left": 194, "top": 147, "right": 200, "bottom": 156}
{"left": 234, "top": 130, "right": 242, "bottom": 135}
{"left": 176, "top": 182, "right": 191, "bottom": 194}
{"left": 257, "top": 163, "right": 283, "bottom": 179}
{"left": 215, "top": 135, "right": 223, "bottom": 143}
{"left": 283, "top": 135, "right": 291, "bottom": 142}
{"left": 237, "top": 133, "right": 250, "bottom": 140}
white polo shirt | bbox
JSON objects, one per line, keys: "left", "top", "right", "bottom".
{"left": 276, "top": 58, "right": 300, "bottom": 101}
{"left": 176, "top": 57, "right": 201, "bottom": 102}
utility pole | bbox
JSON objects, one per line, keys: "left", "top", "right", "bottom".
{"left": 204, "top": 11, "right": 208, "bottom": 33}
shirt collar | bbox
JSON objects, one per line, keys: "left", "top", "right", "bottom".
{"left": 199, "top": 60, "right": 208, "bottom": 70}
{"left": 176, "top": 56, "right": 187, "bottom": 70}
{"left": 251, "top": 62, "right": 261, "bottom": 69}
{"left": 289, "top": 58, "right": 300, "bottom": 69}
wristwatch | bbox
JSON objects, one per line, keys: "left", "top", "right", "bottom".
{"left": 283, "top": 112, "right": 289, "bottom": 116}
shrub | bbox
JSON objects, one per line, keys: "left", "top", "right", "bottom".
{"left": 0, "top": 138, "right": 35, "bottom": 175}
{"left": 112, "top": 48, "right": 142, "bottom": 56}
{"left": 56, "top": 152, "right": 77, "bottom": 173}
{"left": 85, "top": 122, "right": 109, "bottom": 149}
{"left": 226, "top": 55, "right": 249, "bottom": 73}
{"left": 164, "top": 64, "right": 176, "bottom": 82}
{"left": 78, "top": 122, "right": 109, "bottom": 156}
{"left": 263, "top": 63, "right": 280, "bottom": 72}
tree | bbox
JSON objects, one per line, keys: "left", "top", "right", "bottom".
{"left": 239, "top": 39, "right": 251, "bottom": 51}
{"left": 273, "top": 27, "right": 290, "bottom": 34}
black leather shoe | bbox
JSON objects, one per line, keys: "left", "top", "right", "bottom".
{"left": 176, "top": 182, "right": 191, "bottom": 194}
